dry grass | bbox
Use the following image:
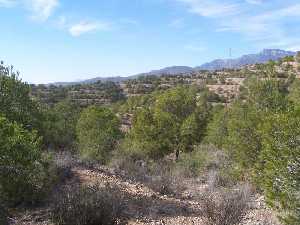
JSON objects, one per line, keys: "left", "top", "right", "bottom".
{"left": 51, "top": 184, "right": 124, "bottom": 225}
{"left": 202, "top": 184, "right": 251, "bottom": 225}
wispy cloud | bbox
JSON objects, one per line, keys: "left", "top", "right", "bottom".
{"left": 26, "top": 0, "right": 59, "bottom": 21}
{"left": 176, "top": 0, "right": 240, "bottom": 18}
{"left": 69, "top": 21, "right": 111, "bottom": 37}
{"left": 218, "top": 3, "right": 300, "bottom": 41}
{"left": 0, "top": 0, "right": 17, "bottom": 7}
{"left": 176, "top": 0, "right": 300, "bottom": 50}
{"left": 245, "top": 0, "right": 263, "bottom": 5}
{"left": 0, "top": 0, "right": 59, "bottom": 21}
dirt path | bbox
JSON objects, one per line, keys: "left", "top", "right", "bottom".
{"left": 9, "top": 164, "right": 280, "bottom": 225}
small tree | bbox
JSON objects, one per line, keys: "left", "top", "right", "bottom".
{"left": 205, "top": 106, "right": 229, "bottom": 148}
{"left": 288, "top": 79, "right": 300, "bottom": 105}
{"left": 0, "top": 115, "right": 49, "bottom": 205}
{"left": 258, "top": 112, "right": 300, "bottom": 225}
{"left": 225, "top": 102, "right": 262, "bottom": 175}
{"left": 0, "top": 62, "right": 42, "bottom": 131}
{"left": 295, "top": 52, "right": 300, "bottom": 72}
{"left": 296, "top": 52, "right": 300, "bottom": 63}
{"left": 76, "top": 106, "right": 121, "bottom": 163}
{"left": 125, "top": 86, "right": 210, "bottom": 159}
{"left": 43, "top": 100, "right": 80, "bottom": 150}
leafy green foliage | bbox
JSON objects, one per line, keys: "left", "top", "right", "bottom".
{"left": 0, "top": 62, "right": 42, "bottom": 131}
{"left": 31, "top": 80, "right": 125, "bottom": 106}
{"left": 288, "top": 79, "right": 300, "bottom": 105}
{"left": 225, "top": 102, "right": 262, "bottom": 174}
{"left": 0, "top": 203, "right": 8, "bottom": 225}
{"left": 205, "top": 106, "right": 229, "bottom": 148}
{"left": 240, "top": 77, "right": 287, "bottom": 113}
{"left": 296, "top": 52, "right": 300, "bottom": 63}
{"left": 258, "top": 112, "right": 300, "bottom": 225}
{"left": 76, "top": 106, "right": 121, "bottom": 163}
{"left": 43, "top": 100, "right": 80, "bottom": 150}
{"left": 124, "top": 86, "right": 211, "bottom": 159}
{"left": 205, "top": 73, "right": 300, "bottom": 224}
{"left": 0, "top": 116, "right": 50, "bottom": 205}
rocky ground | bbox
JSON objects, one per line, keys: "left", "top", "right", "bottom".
{"left": 9, "top": 162, "right": 281, "bottom": 225}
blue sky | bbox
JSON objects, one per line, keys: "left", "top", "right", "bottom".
{"left": 1, "top": 0, "right": 300, "bottom": 83}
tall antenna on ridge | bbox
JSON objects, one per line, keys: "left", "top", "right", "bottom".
{"left": 229, "top": 48, "right": 232, "bottom": 69}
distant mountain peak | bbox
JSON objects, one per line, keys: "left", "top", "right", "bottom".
{"left": 196, "top": 49, "right": 296, "bottom": 71}
{"left": 47, "top": 49, "right": 297, "bottom": 86}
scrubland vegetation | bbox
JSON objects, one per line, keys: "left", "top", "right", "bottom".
{"left": 0, "top": 54, "right": 300, "bottom": 224}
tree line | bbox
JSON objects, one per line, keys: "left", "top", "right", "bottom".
{"left": 0, "top": 58, "right": 299, "bottom": 224}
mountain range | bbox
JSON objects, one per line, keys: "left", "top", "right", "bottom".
{"left": 50, "top": 49, "right": 296, "bottom": 86}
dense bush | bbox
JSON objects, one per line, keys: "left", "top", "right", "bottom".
{"left": 288, "top": 79, "right": 300, "bottom": 105}
{"left": 51, "top": 184, "right": 124, "bottom": 225}
{"left": 76, "top": 106, "right": 121, "bottom": 163}
{"left": 204, "top": 106, "right": 228, "bottom": 148}
{"left": 0, "top": 115, "right": 51, "bottom": 205}
{"left": 124, "top": 86, "right": 211, "bottom": 159}
{"left": 205, "top": 74, "right": 300, "bottom": 224}
{"left": 43, "top": 100, "right": 80, "bottom": 150}
{"left": 224, "top": 102, "right": 262, "bottom": 175}
{"left": 0, "top": 203, "right": 8, "bottom": 225}
{"left": 0, "top": 62, "right": 42, "bottom": 131}
{"left": 258, "top": 112, "right": 300, "bottom": 225}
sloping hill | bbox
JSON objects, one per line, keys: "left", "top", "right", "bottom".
{"left": 47, "top": 49, "right": 297, "bottom": 86}
{"left": 196, "top": 49, "right": 296, "bottom": 70}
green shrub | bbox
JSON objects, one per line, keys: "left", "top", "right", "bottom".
{"left": 0, "top": 63, "right": 42, "bottom": 131}
{"left": 258, "top": 112, "right": 300, "bottom": 225}
{"left": 0, "top": 203, "right": 8, "bottom": 225}
{"left": 43, "top": 100, "right": 80, "bottom": 150}
{"left": 0, "top": 115, "right": 50, "bottom": 205}
{"left": 204, "top": 107, "right": 228, "bottom": 148}
{"left": 76, "top": 106, "right": 121, "bottom": 163}
{"left": 224, "top": 102, "right": 262, "bottom": 175}
{"left": 51, "top": 184, "right": 124, "bottom": 225}
{"left": 125, "top": 86, "right": 211, "bottom": 159}
{"left": 177, "top": 146, "right": 211, "bottom": 177}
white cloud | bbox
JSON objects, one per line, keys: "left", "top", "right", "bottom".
{"left": 176, "top": 0, "right": 240, "bottom": 18}
{"left": 246, "top": 0, "right": 263, "bottom": 5}
{"left": 0, "top": 0, "right": 17, "bottom": 7}
{"left": 69, "top": 21, "right": 111, "bottom": 37}
{"left": 218, "top": 3, "right": 300, "bottom": 41}
{"left": 176, "top": 0, "right": 300, "bottom": 49}
{"left": 26, "top": 0, "right": 59, "bottom": 21}
{"left": 0, "top": 0, "right": 59, "bottom": 21}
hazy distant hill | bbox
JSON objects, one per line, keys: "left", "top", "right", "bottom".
{"left": 48, "top": 49, "right": 296, "bottom": 86}
{"left": 51, "top": 76, "right": 131, "bottom": 86}
{"left": 140, "top": 66, "right": 195, "bottom": 76}
{"left": 196, "top": 49, "right": 296, "bottom": 71}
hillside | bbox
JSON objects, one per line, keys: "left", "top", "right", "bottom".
{"left": 47, "top": 49, "right": 297, "bottom": 86}
{"left": 32, "top": 54, "right": 300, "bottom": 106}
{"left": 2, "top": 55, "right": 300, "bottom": 225}
{"left": 196, "top": 49, "right": 296, "bottom": 70}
